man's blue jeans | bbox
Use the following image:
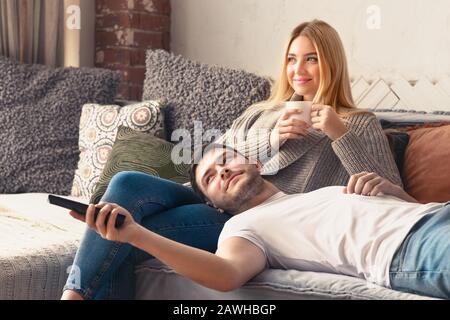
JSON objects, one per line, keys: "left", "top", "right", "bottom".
{"left": 64, "top": 171, "right": 231, "bottom": 299}
{"left": 390, "top": 204, "right": 450, "bottom": 299}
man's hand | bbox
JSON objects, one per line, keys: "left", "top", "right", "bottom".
{"left": 69, "top": 203, "right": 140, "bottom": 243}
{"left": 344, "top": 172, "right": 418, "bottom": 202}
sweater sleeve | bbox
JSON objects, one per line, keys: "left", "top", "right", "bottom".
{"left": 331, "top": 114, "right": 403, "bottom": 187}
{"left": 215, "top": 128, "right": 273, "bottom": 163}
{"left": 214, "top": 111, "right": 276, "bottom": 164}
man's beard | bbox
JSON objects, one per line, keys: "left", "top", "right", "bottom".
{"left": 217, "top": 169, "right": 265, "bottom": 214}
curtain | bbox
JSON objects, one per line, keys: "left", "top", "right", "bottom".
{"left": 0, "top": 0, "right": 64, "bottom": 66}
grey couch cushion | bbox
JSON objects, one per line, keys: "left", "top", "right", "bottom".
{"left": 135, "top": 259, "right": 436, "bottom": 300}
{"left": 0, "top": 56, "right": 120, "bottom": 194}
{"left": 142, "top": 49, "right": 272, "bottom": 141}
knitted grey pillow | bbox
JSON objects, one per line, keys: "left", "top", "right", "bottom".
{"left": 143, "top": 49, "right": 271, "bottom": 140}
{"left": 0, "top": 56, "right": 120, "bottom": 195}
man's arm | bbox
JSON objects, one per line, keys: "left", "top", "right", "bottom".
{"left": 70, "top": 203, "right": 267, "bottom": 292}
{"left": 130, "top": 227, "right": 267, "bottom": 291}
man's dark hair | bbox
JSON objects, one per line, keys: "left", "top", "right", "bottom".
{"left": 189, "top": 143, "right": 244, "bottom": 203}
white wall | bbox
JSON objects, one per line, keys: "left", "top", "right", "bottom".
{"left": 171, "top": 0, "right": 450, "bottom": 82}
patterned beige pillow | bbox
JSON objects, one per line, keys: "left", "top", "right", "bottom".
{"left": 71, "top": 101, "right": 166, "bottom": 198}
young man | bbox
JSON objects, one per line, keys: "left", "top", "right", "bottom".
{"left": 70, "top": 144, "right": 449, "bottom": 299}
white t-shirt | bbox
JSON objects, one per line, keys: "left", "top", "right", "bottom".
{"left": 218, "top": 186, "right": 444, "bottom": 287}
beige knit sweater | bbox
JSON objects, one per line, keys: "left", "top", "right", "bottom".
{"left": 217, "top": 109, "right": 402, "bottom": 194}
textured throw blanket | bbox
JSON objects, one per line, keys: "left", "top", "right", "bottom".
{"left": 0, "top": 195, "right": 85, "bottom": 300}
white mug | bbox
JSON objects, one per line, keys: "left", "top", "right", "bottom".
{"left": 284, "top": 101, "right": 312, "bottom": 125}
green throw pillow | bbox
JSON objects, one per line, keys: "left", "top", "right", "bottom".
{"left": 90, "top": 126, "right": 190, "bottom": 204}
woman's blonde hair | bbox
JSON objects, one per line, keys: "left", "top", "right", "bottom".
{"left": 233, "top": 20, "right": 358, "bottom": 130}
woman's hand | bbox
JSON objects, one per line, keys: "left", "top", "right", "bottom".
{"left": 311, "top": 104, "right": 348, "bottom": 140}
{"left": 69, "top": 203, "right": 140, "bottom": 243}
{"left": 344, "top": 172, "right": 399, "bottom": 196}
{"left": 344, "top": 172, "right": 418, "bottom": 202}
{"left": 270, "top": 109, "right": 311, "bottom": 148}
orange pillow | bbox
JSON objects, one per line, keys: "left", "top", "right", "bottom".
{"left": 402, "top": 124, "right": 450, "bottom": 204}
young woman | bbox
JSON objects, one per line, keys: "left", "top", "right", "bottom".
{"left": 62, "top": 19, "right": 402, "bottom": 299}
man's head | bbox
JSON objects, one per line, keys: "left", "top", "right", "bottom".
{"left": 190, "top": 144, "right": 266, "bottom": 215}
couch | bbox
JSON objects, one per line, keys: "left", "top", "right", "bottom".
{"left": 0, "top": 193, "right": 435, "bottom": 300}
{"left": 1, "top": 51, "right": 449, "bottom": 300}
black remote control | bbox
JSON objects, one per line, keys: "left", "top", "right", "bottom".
{"left": 48, "top": 195, "right": 126, "bottom": 228}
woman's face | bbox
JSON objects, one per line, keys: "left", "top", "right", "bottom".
{"left": 286, "top": 36, "right": 320, "bottom": 101}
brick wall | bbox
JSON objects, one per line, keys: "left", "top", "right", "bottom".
{"left": 95, "top": 0, "right": 170, "bottom": 100}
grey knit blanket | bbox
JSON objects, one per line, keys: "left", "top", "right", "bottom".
{"left": 0, "top": 194, "right": 85, "bottom": 300}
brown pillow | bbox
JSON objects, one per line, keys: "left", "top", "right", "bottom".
{"left": 402, "top": 124, "right": 450, "bottom": 203}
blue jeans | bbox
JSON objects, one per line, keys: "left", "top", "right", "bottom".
{"left": 64, "top": 171, "right": 231, "bottom": 299}
{"left": 389, "top": 204, "right": 450, "bottom": 299}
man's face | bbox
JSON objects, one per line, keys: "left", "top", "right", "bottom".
{"left": 195, "top": 147, "right": 265, "bottom": 214}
